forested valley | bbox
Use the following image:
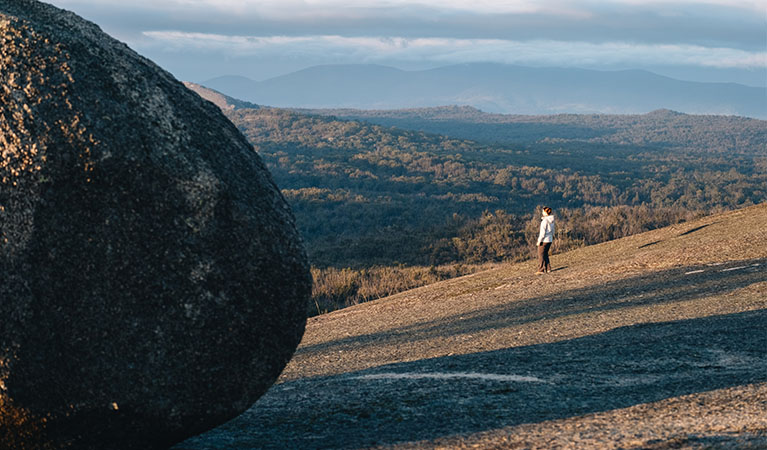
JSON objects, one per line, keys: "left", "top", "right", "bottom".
{"left": 221, "top": 106, "right": 766, "bottom": 315}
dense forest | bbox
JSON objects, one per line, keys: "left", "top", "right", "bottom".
{"left": 298, "top": 105, "right": 767, "bottom": 153}
{"left": 219, "top": 105, "right": 766, "bottom": 314}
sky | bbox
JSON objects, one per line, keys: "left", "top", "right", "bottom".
{"left": 47, "top": 0, "right": 767, "bottom": 87}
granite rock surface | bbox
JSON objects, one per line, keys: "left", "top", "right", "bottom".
{"left": 0, "top": 1, "right": 310, "bottom": 448}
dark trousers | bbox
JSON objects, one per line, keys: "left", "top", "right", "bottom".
{"left": 537, "top": 242, "right": 552, "bottom": 272}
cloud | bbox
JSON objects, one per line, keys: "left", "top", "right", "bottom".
{"left": 51, "top": 0, "right": 765, "bottom": 14}
{"left": 50, "top": 0, "right": 765, "bottom": 50}
{"left": 142, "top": 32, "right": 767, "bottom": 70}
{"left": 47, "top": 0, "right": 767, "bottom": 84}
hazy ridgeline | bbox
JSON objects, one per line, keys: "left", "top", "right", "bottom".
{"left": 223, "top": 107, "right": 765, "bottom": 315}
{"left": 204, "top": 64, "right": 767, "bottom": 119}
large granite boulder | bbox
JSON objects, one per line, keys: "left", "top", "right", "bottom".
{"left": 0, "top": 1, "right": 311, "bottom": 448}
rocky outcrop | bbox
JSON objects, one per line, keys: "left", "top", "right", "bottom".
{"left": 183, "top": 82, "right": 261, "bottom": 111}
{"left": 0, "top": 1, "right": 310, "bottom": 449}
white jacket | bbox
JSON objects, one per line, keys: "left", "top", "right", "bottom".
{"left": 537, "top": 215, "right": 555, "bottom": 245}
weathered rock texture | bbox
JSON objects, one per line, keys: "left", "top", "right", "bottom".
{"left": 0, "top": 1, "right": 311, "bottom": 449}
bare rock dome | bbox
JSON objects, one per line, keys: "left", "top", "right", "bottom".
{"left": 0, "top": 1, "right": 310, "bottom": 448}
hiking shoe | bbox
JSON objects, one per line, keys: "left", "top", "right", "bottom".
{"left": 535, "top": 271, "right": 545, "bottom": 275}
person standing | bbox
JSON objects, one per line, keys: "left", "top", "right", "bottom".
{"left": 536, "top": 206, "right": 555, "bottom": 274}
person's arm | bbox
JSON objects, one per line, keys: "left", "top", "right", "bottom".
{"left": 537, "top": 219, "right": 545, "bottom": 245}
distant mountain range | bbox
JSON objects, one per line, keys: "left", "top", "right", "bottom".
{"left": 202, "top": 63, "right": 767, "bottom": 119}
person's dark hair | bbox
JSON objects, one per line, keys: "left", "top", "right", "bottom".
{"left": 542, "top": 206, "right": 552, "bottom": 215}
